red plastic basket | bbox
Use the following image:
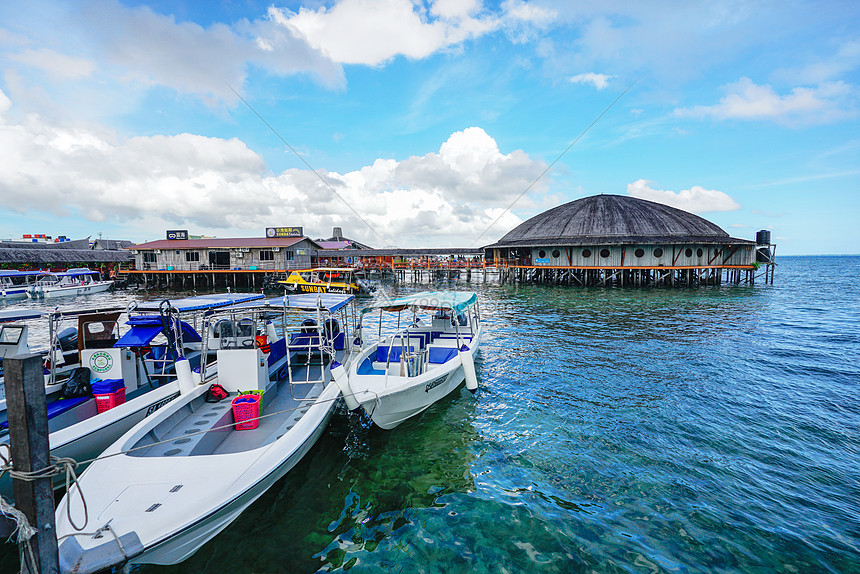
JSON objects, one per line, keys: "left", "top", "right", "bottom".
{"left": 231, "top": 394, "right": 261, "bottom": 430}
{"left": 95, "top": 388, "right": 126, "bottom": 414}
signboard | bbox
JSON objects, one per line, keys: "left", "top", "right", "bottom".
{"left": 534, "top": 258, "right": 550, "bottom": 265}
{"left": 266, "top": 227, "right": 303, "bottom": 238}
{"left": 166, "top": 230, "right": 188, "bottom": 240}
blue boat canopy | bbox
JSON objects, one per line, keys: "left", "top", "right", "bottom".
{"left": 0, "top": 270, "right": 43, "bottom": 277}
{"left": 0, "top": 309, "right": 46, "bottom": 323}
{"left": 134, "top": 293, "right": 264, "bottom": 313}
{"left": 55, "top": 268, "right": 99, "bottom": 277}
{"left": 113, "top": 315, "right": 202, "bottom": 347}
{"left": 361, "top": 291, "right": 478, "bottom": 315}
{"left": 230, "top": 294, "right": 354, "bottom": 314}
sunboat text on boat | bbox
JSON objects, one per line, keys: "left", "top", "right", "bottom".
{"left": 278, "top": 267, "right": 373, "bottom": 295}
{"left": 332, "top": 291, "right": 482, "bottom": 429}
{"left": 27, "top": 268, "right": 114, "bottom": 299}
{"left": 55, "top": 293, "right": 357, "bottom": 574}
{"left": 0, "top": 293, "right": 265, "bottom": 501}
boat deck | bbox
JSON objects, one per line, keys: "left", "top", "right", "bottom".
{"left": 130, "top": 360, "right": 332, "bottom": 458}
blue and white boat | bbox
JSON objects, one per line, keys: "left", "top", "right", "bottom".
{"left": 55, "top": 294, "right": 356, "bottom": 573}
{"left": 333, "top": 291, "right": 482, "bottom": 429}
{"left": 0, "top": 270, "right": 42, "bottom": 300}
{"left": 28, "top": 268, "right": 113, "bottom": 299}
{"left": 0, "top": 293, "right": 265, "bottom": 502}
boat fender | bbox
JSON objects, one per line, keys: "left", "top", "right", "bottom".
{"left": 461, "top": 348, "right": 478, "bottom": 392}
{"left": 175, "top": 358, "right": 196, "bottom": 394}
{"left": 330, "top": 361, "right": 360, "bottom": 411}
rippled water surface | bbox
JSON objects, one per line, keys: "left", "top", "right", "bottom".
{"left": 2, "top": 256, "right": 858, "bottom": 573}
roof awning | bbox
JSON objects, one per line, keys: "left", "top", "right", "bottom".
{"left": 361, "top": 291, "right": 477, "bottom": 315}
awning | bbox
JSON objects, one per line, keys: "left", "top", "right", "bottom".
{"left": 134, "top": 293, "right": 264, "bottom": 313}
{"left": 361, "top": 291, "right": 477, "bottom": 315}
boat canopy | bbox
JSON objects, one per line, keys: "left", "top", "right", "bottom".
{"left": 0, "top": 270, "right": 43, "bottom": 277}
{"left": 134, "top": 293, "right": 264, "bottom": 313}
{"left": 54, "top": 268, "right": 99, "bottom": 277}
{"left": 0, "top": 309, "right": 47, "bottom": 323}
{"left": 113, "top": 315, "right": 202, "bottom": 347}
{"left": 230, "top": 293, "right": 355, "bottom": 314}
{"left": 361, "top": 291, "right": 478, "bottom": 315}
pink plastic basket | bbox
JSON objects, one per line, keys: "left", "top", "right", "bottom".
{"left": 95, "top": 388, "right": 126, "bottom": 414}
{"left": 231, "top": 394, "right": 261, "bottom": 430}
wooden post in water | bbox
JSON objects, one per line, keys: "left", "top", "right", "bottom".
{"left": 5, "top": 354, "right": 60, "bottom": 574}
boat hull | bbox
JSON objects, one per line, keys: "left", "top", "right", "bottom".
{"left": 363, "top": 363, "right": 465, "bottom": 429}
{"left": 131, "top": 399, "right": 335, "bottom": 566}
{"left": 29, "top": 281, "right": 113, "bottom": 298}
{"left": 0, "top": 383, "right": 182, "bottom": 501}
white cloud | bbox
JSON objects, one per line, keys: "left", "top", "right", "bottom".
{"left": 626, "top": 179, "right": 740, "bottom": 213}
{"left": 674, "top": 77, "right": 857, "bottom": 126}
{"left": 271, "top": 0, "right": 499, "bottom": 66}
{"left": 9, "top": 49, "right": 96, "bottom": 80}
{"left": 569, "top": 72, "right": 612, "bottom": 90}
{"left": 0, "top": 93, "right": 535, "bottom": 246}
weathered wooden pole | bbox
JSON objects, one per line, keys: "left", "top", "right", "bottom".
{"left": 5, "top": 354, "right": 60, "bottom": 574}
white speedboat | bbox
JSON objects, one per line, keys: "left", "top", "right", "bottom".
{"left": 0, "top": 293, "right": 265, "bottom": 501}
{"left": 333, "top": 291, "right": 482, "bottom": 429}
{"left": 55, "top": 294, "right": 356, "bottom": 573}
{"left": 27, "top": 268, "right": 113, "bottom": 298}
{"left": 0, "top": 270, "right": 42, "bottom": 300}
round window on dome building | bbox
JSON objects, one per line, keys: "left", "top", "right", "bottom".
{"left": 552, "top": 249, "right": 560, "bottom": 258}
{"left": 697, "top": 248, "right": 703, "bottom": 257}
{"left": 600, "top": 248, "right": 611, "bottom": 258}
{"left": 654, "top": 248, "right": 663, "bottom": 258}
{"left": 538, "top": 250, "right": 546, "bottom": 258}
{"left": 634, "top": 248, "right": 645, "bottom": 258}
{"left": 685, "top": 248, "right": 693, "bottom": 257}
{"left": 582, "top": 249, "right": 591, "bottom": 258}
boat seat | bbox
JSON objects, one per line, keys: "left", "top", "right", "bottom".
{"left": 428, "top": 338, "right": 470, "bottom": 349}
{"left": 0, "top": 396, "right": 90, "bottom": 430}
{"left": 375, "top": 346, "right": 414, "bottom": 363}
{"left": 428, "top": 347, "right": 459, "bottom": 364}
{"left": 357, "top": 357, "right": 385, "bottom": 375}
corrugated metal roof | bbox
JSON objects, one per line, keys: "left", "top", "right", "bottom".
{"left": 130, "top": 237, "right": 319, "bottom": 250}
{"left": 0, "top": 248, "right": 134, "bottom": 263}
{"left": 485, "top": 195, "right": 753, "bottom": 249}
{"left": 318, "top": 248, "right": 483, "bottom": 257}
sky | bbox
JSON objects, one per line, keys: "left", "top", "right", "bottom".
{"left": 0, "top": 0, "right": 858, "bottom": 255}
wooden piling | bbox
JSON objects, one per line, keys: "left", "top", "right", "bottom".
{"left": 5, "top": 354, "right": 60, "bottom": 574}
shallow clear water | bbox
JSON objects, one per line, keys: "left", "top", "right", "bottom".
{"left": 2, "top": 256, "right": 858, "bottom": 573}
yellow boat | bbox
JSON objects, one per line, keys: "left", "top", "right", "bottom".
{"left": 278, "top": 268, "right": 365, "bottom": 295}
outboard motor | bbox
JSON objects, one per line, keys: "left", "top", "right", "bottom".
{"left": 323, "top": 318, "right": 340, "bottom": 338}
{"left": 56, "top": 327, "right": 78, "bottom": 352}
{"left": 300, "top": 318, "right": 317, "bottom": 333}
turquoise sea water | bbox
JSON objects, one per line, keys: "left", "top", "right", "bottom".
{"left": 2, "top": 256, "right": 858, "bottom": 573}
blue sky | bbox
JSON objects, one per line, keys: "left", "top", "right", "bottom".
{"left": 1, "top": 0, "right": 858, "bottom": 254}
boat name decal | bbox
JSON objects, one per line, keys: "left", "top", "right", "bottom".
{"left": 425, "top": 376, "right": 446, "bottom": 393}
{"left": 145, "top": 392, "right": 181, "bottom": 417}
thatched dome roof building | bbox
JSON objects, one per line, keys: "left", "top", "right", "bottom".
{"left": 484, "top": 194, "right": 761, "bottom": 285}
{"left": 487, "top": 194, "right": 739, "bottom": 248}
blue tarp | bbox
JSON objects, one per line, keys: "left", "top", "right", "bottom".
{"left": 114, "top": 315, "right": 202, "bottom": 347}
{"left": 134, "top": 293, "right": 264, "bottom": 313}
{"left": 230, "top": 294, "right": 354, "bottom": 313}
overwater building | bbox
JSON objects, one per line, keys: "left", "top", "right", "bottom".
{"left": 484, "top": 194, "right": 774, "bottom": 286}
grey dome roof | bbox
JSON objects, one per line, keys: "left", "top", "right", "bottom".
{"left": 487, "top": 194, "right": 743, "bottom": 248}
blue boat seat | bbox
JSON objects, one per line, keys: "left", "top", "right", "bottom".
{"left": 375, "top": 346, "right": 414, "bottom": 363}
{"left": 428, "top": 347, "right": 459, "bottom": 364}
{"left": 0, "top": 396, "right": 90, "bottom": 430}
{"left": 357, "top": 357, "right": 385, "bottom": 375}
